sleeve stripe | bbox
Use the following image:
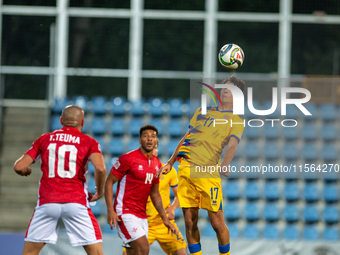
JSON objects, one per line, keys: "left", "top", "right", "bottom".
{"left": 170, "top": 184, "right": 178, "bottom": 188}
{"left": 230, "top": 135, "right": 240, "bottom": 142}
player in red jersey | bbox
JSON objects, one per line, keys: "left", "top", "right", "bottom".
{"left": 13, "top": 105, "right": 106, "bottom": 255}
{"left": 105, "top": 124, "right": 178, "bottom": 255}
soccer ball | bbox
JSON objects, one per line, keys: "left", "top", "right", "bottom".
{"left": 218, "top": 43, "right": 244, "bottom": 70}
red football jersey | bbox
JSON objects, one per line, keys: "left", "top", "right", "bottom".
{"left": 111, "top": 148, "right": 161, "bottom": 219}
{"left": 25, "top": 127, "right": 102, "bottom": 207}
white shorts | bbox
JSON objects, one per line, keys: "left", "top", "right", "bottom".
{"left": 117, "top": 214, "right": 148, "bottom": 248}
{"left": 25, "top": 203, "right": 102, "bottom": 247}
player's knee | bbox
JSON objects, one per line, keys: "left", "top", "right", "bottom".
{"left": 211, "top": 220, "right": 227, "bottom": 234}
{"left": 137, "top": 243, "right": 150, "bottom": 255}
{"left": 184, "top": 218, "right": 198, "bottom": 232}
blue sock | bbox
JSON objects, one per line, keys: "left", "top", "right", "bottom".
{"left": 218, "top": 243, "right": 230, "bottom": 255}
{"left": 188, "top": 242, "right": 202, "bottom": 254}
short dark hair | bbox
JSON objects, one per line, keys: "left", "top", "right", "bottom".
{"left": 222, "top": 76, "right": 246, "bottom": 93}
{"left": 139, "top": 124, "right": 158, "bottom": 137}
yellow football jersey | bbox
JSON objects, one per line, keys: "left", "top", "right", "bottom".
{"left": 146, "top": 165, "right": 178, "bottom": 227}
{"left": 177, "top": 106, "right": 244, "bottom": 168}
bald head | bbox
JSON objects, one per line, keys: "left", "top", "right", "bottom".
{"left": 61, "top": 105, "right": 84, "bottom": 130}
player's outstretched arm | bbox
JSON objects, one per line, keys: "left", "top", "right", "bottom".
{"left": 155, "top": 129, "right": 190, "bottom": 178}
{"left": 13, "top": 154, "right": 34, "bottom": 177}
{"left": 89, "top": 152, "right": 107, "bottom": 202}
{"left": 104, "top": 172, "right": 120, "bottom": 230}
{"left": 166, "top": 186, "right": 179, "bottom": 220}
{"left": 220, "top": 137, "right": 238, "bottom": 177}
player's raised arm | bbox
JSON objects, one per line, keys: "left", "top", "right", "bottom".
{"left": 89, "top": 152, "right": 106, "bottom": 202}
{"left": 13, "top": 154, "right": 34, "bottom": 176}
{"left": 104, "top": 172, "right": 120, "bottom": 230}
{"left": 220, "top": 136, "right": 239, "bottom": 177}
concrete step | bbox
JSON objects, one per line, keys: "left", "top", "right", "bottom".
{"left": 0, "top": 207, "right": 36, "bottom": 232}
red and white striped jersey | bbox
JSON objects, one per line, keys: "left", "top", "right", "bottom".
{"left": 111, "top": 148, "right": 161, "bottom": 219}
{"left": 25, "top": 127, "right": 102, "bottom": 207}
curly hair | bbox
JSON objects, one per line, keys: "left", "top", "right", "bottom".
{"left": 221, "top": 76, "right": 246, "bottom": 93}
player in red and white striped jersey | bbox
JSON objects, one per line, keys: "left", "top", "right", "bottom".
{"left": 13, "top": 105, "right": 106, "bottom": 255}
{"left": 105, "top": 124, "right": 178, "bottom": 255}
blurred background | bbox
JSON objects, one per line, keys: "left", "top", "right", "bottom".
{"left": 1, "top": 0, "right": 340, "bottom": 254}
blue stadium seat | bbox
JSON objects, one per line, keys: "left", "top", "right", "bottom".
{"left": 149, "top": 119, "right": 164, "bottom": 137}
{"left": 228, "top": 223, "right": 239, "bottom": 239}
{"left": 110, "top": 118, "right": 125, "bottom": 136}
{"left": 187, "top": 98, "right": 201, "bottom": 116}
{"left": 109, "top": 138, "right": 124, "bottom": 156}
{"left": 224, "top": 202, "right": 240, "bottom": 221}
{"left": 262, "top": 101, "right": 279, "bottom": 118}
{"left": 320, "top": 103, "right": 336, "bottom": 121}
{"left": 94, "top": 137, "right": 106, "bottom": 154}
{"left": 323, "top": 205, "right": 338, "bottom": 224}
{"left": 81, "top": 120, "right": 88, "bottom": 133}
{"left": 263, "top": 142, "right": 279, "bottom": 159}
{"left": 168, "top": 119, "right": 184, "bottom": 137}
{"left": 323, "top": 184, "right": 338, "bottom": 203}
{"left": 51, "top": 115, "right": 62, "bottom": 131}
{"left": 73, "top": 95, "right": 88, "bottom": 112}
{"left": 89, "top": 201, "right": 101, "bottom": 217}
{"left": 244, "top": 125, "right": 261, "bottom": 139}
{"left": 303, "top": 205, "right": 319, "bottom": 223}
{"left": 284, "top": 104, "right": 299, "bottom": 119}
{"left": 303, "top": 225, "right": 318, "bottom": 240}
{"left": 104, "top": 223, "right": 118, "bottom": 235}
{"left": 88, "top": 162, "right": 95, "bottom": 175}
{"left": 203, "top": 224, "right": 216, "bottom": 238}
{"left": 88, "top": 178, "right": 96, "bottom": 194}
{"left": 263, "top": 203, "right": 279, "bottom": 221}
{"left": 264, "top": 182, "right": 279, "bottom": 200}
{"left": 127, "top": 138, "right": 140, "bottom": 152}
{"left": 111, "top": 96, "right": 126, "bottom": 116}
{"left": 283, "top": 224, "right": 299, "bottom": 240}
{"left": 244, "top": 203, "right": 259, "bottom": 221}
{"left": 245, "top": 101, "right": 260, "bottom": 118}
{"left": 323, "top": 226, "right": 338, "bottom": 241}
{"left": 243, "top": 161, "right": 260, "bottom": 179}
{"left": 244, "top": 142, "right": 259, "bottom": 159}
{"left": 168, "top": 98, "right": 183, "bottom": 117}
{"left": 302, "top": 143, "right": 317, "bottom": 161}
{"left": 90, "top": 117, "right": 106, "bottom": 136}
{"left": 91, "top": 96, "right": 107, "bottom": 115}
{"left": 302, "top": 123, "right": 317, "bottom": 140}
{"left": 263, "top": 224, "right": 279, "bottom": 240}
{"left": 157, "top": 141, "right": 164, "bottom": 156}
{"left": 322, "top": 144, "right": 337, "bottom": 161}
{"left": 302, "top": 168, "right": 318, "bottom": 182}
{"left": 283, "top": 126, "right": 298, "bottom": 140}
{"left": 283, "top": 162, "right": 299, "bottom": 180}
{"left": 321, "top": 124, "right": 336, "bottom": 141}
{"left": 130, "top": 99, "right": 145, "bottom": 116}
{"left": 244, "top": 181, "right": 260, "bottom": 200}
{"left": 264, "top": 123, "right": 279, "bottom": 139}
{"left": 283, "top": 143, "right": 298, "bottom": 160}
{"left": 303, "top": 183, "right": 319, "bottom": 202}
{"left": 224, "top": 181, "right": 240, "bottom": 200}
{"left": 284, "top": 183, "right": 299, "bottom": 201}
{"left": 302, "top": 103, "right": 317, "bottom": 121}
{"left": 263, "top": 162, "right": 281, "bottom": 180}
{"left": 148, "top": 98, "right": 164, "bottom": 117}
{"left": 52, "top": 97, "right": 69, "bottom": 113}
{"left": 167, "top": 139, "right": 178, "bottom": 156}
{"left": 228, "top": 161, "right": 241, "bottom": 179}
{"left": 243, "top": 224, "right": 259, "bottom": 239}
{"left": 129, "top": 118, "right": 144, "bottom": 136}
{"left": 283, "top": 204, "right": 299, "bottom": 222}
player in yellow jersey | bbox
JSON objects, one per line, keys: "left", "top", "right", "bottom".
{"left": 123, "top": 141, "right": 187, "bottom": 255}
{"left": 156, "top": 76, "right": 245, "bottom": 255}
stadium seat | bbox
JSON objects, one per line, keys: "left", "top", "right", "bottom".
{"left": 244, "top": 125, "right": 261, "bottom": 139}
{"left": 283, "top": 126, "right": 298, "bottom": 140}
{"left": 51, "top": 115, "right": 62, "bottom": 131}
{"left": 88, "top": 178, "right": 96, "bottom": 194}
{"left": 284, "top": 104, "right": 299, "bottom": 119}
{"left": 244, "top": 203, "right": 259, "bottom": 221}
{"left": 264, "top": 182, "right": 279, "bottom": 200}
{"left": 302, "top": 168, "right": 318, "bottom": 182}
{"left": 104, "top": 223, "right": 118, "bottom": 235}
{"left": 262, "top": 101, "right": 279, "bottom": 118}
{"left": 303, "top": 205, "right": 319, "bottom": 223}
{"left": 52, "top": 97, "right": 69, "bottom": 113}
{"left": 111, "top": 96, "right": 126, "bottom": 116}
{"left": 224, "top": 202, "right": 240, "bottom": 221}
{"left": 167, "top": 139, "right": 178, "bottom": 156}
{"left": 284, "top": 183, "right": 299, "bottom": 201}
{"left": 283, "top": 204, "right": 299, "bottom": 222}
{"left": 228, "top": 161, "right": 241, "bottom": 179}
{"left": 203, "top": 224, "right": 216, "bottom": 238}
{"left": 323, "top": 205, "right": 338, "bottom": 224}
{"left": 108, "top": 138, "right": 124, "bottom": 156}
{"left": 148, "top": 98, "right": 163, "bottom": 117}
{"left": 91, "top": 96, "right": 107, "bottom": 115}
{"left": 94, "top": 137, "right": 106, "bottom": 154}
{"left": 263, "top": 203, "right": 279, "bottom": 221}
{"left": 323, "top": 226, "right": 338, "bottom": 241}
{"left": 283, "top": 162, "right": 299, "bottom": 180}
{"left": 73, "top": 95, "right": 88, "bottom": 112}
{"left": 149, "top": 119, "right": 164, "bottom": 137}
{"left": 129, "top": 118, "right": 144, "bottom": 136}
{"left": 81, "top": 120, "right": 88, "bottom": 133}
{"left": 244, "top": 142, "right": 259, "bottom": 159}
{"left": 168, "top": 98, "right": 183, "bottom": 117}
{"left": 187, "top": 98, "right": 201, "bottom": 116}
{"left": 303, "top": 183, "right": 319, "bottom": 202}
{"left": 303, "top": 225, "right": 319, "bottom": 240}
{"left": 302, "top": 123, "right": 317, "bottom": 140}
{"left": 157, "top": 141, "right": 164, "bottom": 156}
{"left": 321, "top": 124, "right": 336, "bottom": 141}
{"left": 243, "top": 224, "right": 259, "bottom": 239}
{"left": 322, "top": 170, "right": 338, "bottom": 182}
{"left": 243, "top": 161, "right": 260, "bottom": 179}
{"left": 263, "top": 142, "right": 279, "bottom": 159}
{"left": 88, "top": 162, "right": 95, "bottom": 175}
{"left": 322, "top": 144, "right": 337, "bottom": 161}
{"left": 320, "top": 103, "right": 336, "bottom": 121}
{"left": 302, "top": 103, "right": 317, "bottom": 121}
{"left": 245, "top": 101, "right": 260, "bottom": 118}
{"left": 283, "top": 143, "right": 298, "bottom": 160}
{"left": 264, "top": 123, "right": 279, "bottom": 139}
{"left": 227, "top": 223, "right": 239, "bottom": 239}
{"left": 263, "top": 162, "right": 281, "bottom": 180}
{"left": 224, "top": 181, "right": 240, "bottom": 200}
{"left": 323, "top": 184, "right": 338, "bottom": 203}
{"left": 283, "top": 224, "right": 299, "bottom": 240}
{"left": 89, "top": 201, "right": 101, "bottom": 217}
{"left": 130, "top": 99, "right": 145, "bottom": 116}
{"left": 90, "top": 117, "right": 106, "bottom": 135}
{"left": 302, "top": 143, "right": 318, "bottom": 161}
{"left": 244, "top": 181, "right": 260, "bottom": 200}
{"left": 127, "top": 138, "right": 140, "bottom": 152}
{"left": 110, "top": 118, "right": 125, "bottom": 136}
{"left": 263, "top": 224, "right": 279, "bottom": 240}
{"left": 167, "top": 119, "right": 183, "bottom": 137}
